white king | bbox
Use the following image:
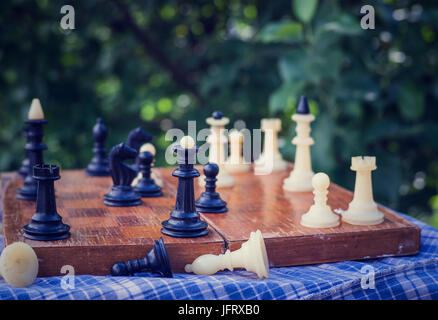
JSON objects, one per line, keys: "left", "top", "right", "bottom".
{"left": 342, "top": 156, "right": 384, "bottom": 225}
{"left": 185, "top": 230, "right": 269, "bottom": 278}
{"left": 200, "top": 111, "right": 235, "bottom": 188}
{"left": 283, "top": 96, "right": 315, "bottom": 192}
{"left": 254, "top": 118, "right": 287, "bottom": 174}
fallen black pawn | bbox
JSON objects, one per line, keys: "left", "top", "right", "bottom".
{"left": 133, "top": 151, "right": 162, "bottom": 197}
{"left": 111, "top": 237, "right": 173, "bottom": 278}
{"left": 23, "top": 164, "right": 70, "bottom": 241}
{"left": 195, "top": 163, "right": 227, "bottom": 213}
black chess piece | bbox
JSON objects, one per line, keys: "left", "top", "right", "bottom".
{"left": 18, "top": 158, "right": 30, "bottom": 179}
{"left": 212, "top": 110, "right": 223, "bottom": 119}
{"left": 23, "top": 164, "right": 70, "bottom": 241}
{"left": 195, "top": 163, "right": 227, "bottom": 213}
{"left": 85, "top": 118, "right": 110, "bottom": 177}
{"left": 110, "top": 237, "right": 172, "bottom": 278}
{"left": 133, "top": 151, "right": 162, "bottom": 197}
{"left": 161, "top": 141, "right": 208, "bottom": 238}
{"left": 17, "top": 118, "right": 47, "bottom": 200}
{"left": 18, "top": 126, "right": 30, "bottom": 179}
{"left": 297, "top": 95, "right": 310, "bottom": 114}
{"left": 104, "top": 142, "right": 142, "bottom": 207}
{"left": 126, "top": 127, "right": 152, "bottom": 171}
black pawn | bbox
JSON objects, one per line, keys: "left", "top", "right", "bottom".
{"left": 17, "top": 118, "right": 47, "bottom": 200}
{"left": 18, "top": 126, "right": 30, "bottom": 179}
{"left": 104, "top": 142, "right": 142, "bottom": 207}
{"left": 297, "top": 95, "right": 310, "bottom": 114}
{"left": 133, "top": 151, "right": 162, "bottom": 197}
{"left": 23, "top": 164, "right": 70, "bottom": 241}
{"left": 161, "top": 143, "right": 208, "bottom": 238}
{"left": 195, "top": 163, "right": 227, "bottom": 213}
{"left": 85, "top": 118, "right": 110, "bottom": 177}
{"left": 111, "top": 238, "right": 172, "bottom": 278}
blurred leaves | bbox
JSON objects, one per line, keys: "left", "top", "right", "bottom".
{"left": 397, "top": 83, "right": 425, "bottom": 121}
{"left": 292, "top": 0, "right": 318, "bottom": 23}
{"left": 258, "top": 20, "right": 303, "bottom": 43}
{"left": 316, "top": 13, "right": 362, "bottom": 36}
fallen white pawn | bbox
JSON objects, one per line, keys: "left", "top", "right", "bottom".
{"left": 0, "top": 242, "right": 38, "bottom": 288}
{"left": 185, "top": 230, "right": 269, "bottom": 279}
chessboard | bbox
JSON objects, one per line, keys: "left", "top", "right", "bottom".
{"left": 1, "top": 165, "right": 420, "bottom": 277}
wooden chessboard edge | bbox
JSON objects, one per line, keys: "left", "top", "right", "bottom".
{"left": 2, "top": 178, "right": 22, "bottom": 247}
{"left": 32, "top": 239, "right": 226, "bottom": 276}
{"left": 227, "top": 225, "right": 420, "bottom": 268}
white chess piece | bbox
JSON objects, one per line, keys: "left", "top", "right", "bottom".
{"left": 185, "top": 230, "right": 269, "bottom": 278}
{"left": 131, "top": 143, "right": 163, "bottom": 187}
{"left": 283, "top": 96, "right": 315, "bottom": 192}
{"left": 0, "top": 242, "right": 38, "bottom": 288}
{"left": 28, "top": 98, "right": 44, "bottom": 120}
{"left": 300, "top": 173, "right": 340, "bottom": 228}
{"left": 200, "top": 112, "right": 235, "bottom": 188}
{"left": 225, "top": 130, "right": 250, "bottom": 173}
{"left": 342, "top": 156, "right": 384, "bottom": 225}
{"left": 254, "top": 118, "right": 287, "bottom": 174}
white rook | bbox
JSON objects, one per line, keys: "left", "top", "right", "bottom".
{"left": 342, "top": 156, "right": 384, "bottom": 225}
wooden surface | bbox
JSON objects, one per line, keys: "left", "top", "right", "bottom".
{"left": 1, "top": 166, "right": 421, "bottom": 277}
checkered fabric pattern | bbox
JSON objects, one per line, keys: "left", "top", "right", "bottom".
{"left": 0, "top": 212, "right": 437, "bottom": 300}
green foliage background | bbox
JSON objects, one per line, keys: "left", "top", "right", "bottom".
{"left": 1, "top": 0, "right": 438, "bottom": 225}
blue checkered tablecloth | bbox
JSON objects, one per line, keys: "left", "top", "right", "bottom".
{"left": 0, "top": 212, "right": 437, "bottom": 300}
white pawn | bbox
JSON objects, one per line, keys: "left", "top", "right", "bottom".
{"left": 300, "top": 173, "right": 340, "bottom": 228}
{"left": 225, "top": 130, "right": 250, "bottom": 173}
{"left": 342, "top": 156, "right": 384, "bottom": 225}
{"left": 185, "top": 230, "right": 269, "bottom": 279}
{"left": 0, "top": 242, "right": 39, "bottom": 288}
{"left": 254, "top": 118, "right": 287, "bottom": 174}
{"left": 131, "top": 143, "right": 163, "bottom": 187}
{"left": 283, "top": 96, "right": 315, "bottom": 192}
